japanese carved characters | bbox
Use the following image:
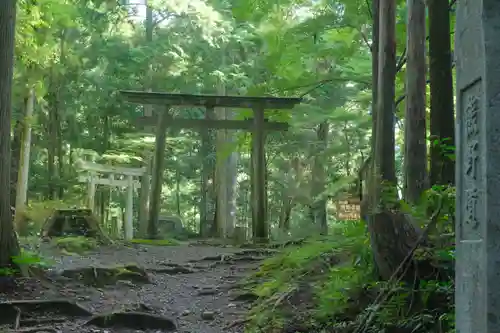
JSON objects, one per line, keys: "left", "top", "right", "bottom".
{"left": 464, "top": 95, "right": 480, "bottom": 231}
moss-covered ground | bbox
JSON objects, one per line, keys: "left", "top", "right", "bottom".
{"left": 242, "top": 221, "right": 454, "bottom": 333}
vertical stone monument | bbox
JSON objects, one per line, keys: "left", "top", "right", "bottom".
{"left": 455, "top": 1, "right": 500, "bottom": 332}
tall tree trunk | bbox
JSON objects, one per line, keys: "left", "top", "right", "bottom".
{"left": 10, "top": 120, "right": 22, "bottom": 209}
{"left": 99, "top": 115, "right": 110, "bottom": 221}
{"left": 249, "top": 150, "right": 256, "bottom": 238}
{"left": 215, "top": 51, "right": 237, "bottom": 239}
{"left": 14, "top": 88, "right": 35, "bottom": 236}
{"left": 366, "top": 0, "right": 380, "bottom": 223}
{"left": 175, "top": 169, "right": 181, "bottom": 216}
{"left": 404, "top": 0, "right": 428, "bottom": 203}
{"left": 148, "top": 109, "right": 170, "bottom": 239}
{"left": 428, "top": 0, "right": 455, "bottom": 186}
{"left": 200, "top": 108, "right": 216, "bottom": 237}
{"left": 56, "top": 31, "right": 66, "bottom": 200}
{"left": 47, "top": 103, "right": 57, "bottom": 200}
{"left": 56, "top": 106, "right": 64, "bottom": 199}
{"left": 310, "top": 121, "right": 329, "bottom": 235}
{"left": 215, "top": 99, "right": 229, "bottom": 238}
{"left": 139, "top": 156, "right": 152, "bottom": 237}
{"left": 369, "top": 0, "right": 420, "bottom": 281}
{"left": 375, "top": 0, "right": 397, "bottom": 192}
{"left": 226, "top": 150, "right": 238, "bottom": 236}
{"left": 139, "top": 2, "right": 154, "bottom": 234}
{"left": 278, "top": 196, "right": 293, "bottom": 232}
{"left": 0, "top": 0, "right": 21, "bottom": 269}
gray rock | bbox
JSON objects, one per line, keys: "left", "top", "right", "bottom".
{"left": 201, "top": 311, "right": 216, "bottom": 320}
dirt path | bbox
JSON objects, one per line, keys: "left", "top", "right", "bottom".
{"left": 1, "top": 243, "right": 274, "bottom": 333}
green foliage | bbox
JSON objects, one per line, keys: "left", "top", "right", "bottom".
{"left": 430, "top": 136, "right": 456, "bottom": 162}
{"left": 13, "top": 0, "right": 372, "bottom": 238}
{"left": 0, "top": 248, "right": 52, "bottom": 276}
{"left": 243, "top": 195, "right": 455, "bottom": 333}
{"left": 244, "top": 221, "right": 372, "bottom": 332}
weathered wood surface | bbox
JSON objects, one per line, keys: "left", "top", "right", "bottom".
{"left": 120, "top": 90, "right": 302, "bottom": 109}
{"left": 78, "top": 175, "right": 141, "bottom": 188}
{"left": 134, "top": 116, "right": 289, "bottom": 131}
{"left": 75, "top": 160, "right": 145, "bottom": 176}
{"left": 252, "top": 106, "right": 268, "bottom": 242}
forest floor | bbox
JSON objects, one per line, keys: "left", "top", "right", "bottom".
{"left": 0, "top": 241, "right": 278, "bottom": 333}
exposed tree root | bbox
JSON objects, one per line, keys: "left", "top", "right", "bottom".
{"left": 59, "top": 264, "right": 151, "bottom": 286}
{"left": 0, "top": 299, "right": 92, "bottom": 330}
{"left": 85, "top": 311, "right": 177, "bottom": 331}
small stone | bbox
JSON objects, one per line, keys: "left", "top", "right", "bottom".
{"left": 181, "top": 309, "right": 191, "bottom": 316}
{"left": 197, "top": 289, "right": 217, "bottom": 296}
{"left": 201, "top": 311, "right": 215, "bottom": 320}
{"left": 227, "top": 303, "right": 236, "bottom": 308}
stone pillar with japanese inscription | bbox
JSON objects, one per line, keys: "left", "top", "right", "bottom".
{"left": 455, "top": 1, "right": 500, "bottom": 333}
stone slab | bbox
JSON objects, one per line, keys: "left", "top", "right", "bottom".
{"left": 455, "top": 1, "right": 500, "bottom": 332}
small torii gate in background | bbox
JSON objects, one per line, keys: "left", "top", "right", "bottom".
{"left": 120, "top": 90, "right": 302, "bottom": 243}
{"left": 76, "top": 159, "right": 144, "bottom": 240}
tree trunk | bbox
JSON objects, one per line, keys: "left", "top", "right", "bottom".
{"left": 175, "top": 169, "right": 181, "bottom": 216}
{"left": 139, "top": 1, "right": 154, "bottom": 235}
{"left": 200, "top": 107, "right": 216, "bottom": 237}
{"left": 278, "top": 197, "right": 293, "bottom": 231}
{"left": 215, "top": 86, "right": 229, "bottom": 238}
{"left": 0, "top": 0, "right": 21, "bottom": 269}
{"left": 367, "top": 0, "right": 380, "bottom": 223}
{"left": 14, "top": 88, "right": 35, "bottom": 236}
{"left": 56, "top": 108, "right": 64, "bottom": 199}
{"left": 249, "top": 150, "right": 256, "bottom": 238}
{"left": 403, "top": 0, "right": 428, "bottom": 203}
{"left": 47, "top": 104, "right": 57, "bottom": 200}
{"left": 428, "top": 0, "right": 455, "bottom": 186}
{"left": 226, "top": 150, "right": 238, "bottom": 236}
{"left": 56, "top": 31, "right": 66, "bottom": 200}
{"left": 310, "top": 121, "right": 329, "bottom": 235}
{"left": 139, "top": 156, "right": 152, "bottom": 237}
{"left": 10, "top": 120, "right": 21, "bottom": 209}
{"left": 374, "top": 0, "right": 397, "bottom": 190}
{"left": 99, "top": 115, "right": 110, "bottom": 221}
{"left": 369, "top": 0, "right": 420, "bottom": 281}
{"left": 148, "top": 109, "right": 170, "bottom": 239}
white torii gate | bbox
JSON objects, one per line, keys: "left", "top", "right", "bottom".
{"left": 76, "top": 160, "right": 145, "bottom": 240}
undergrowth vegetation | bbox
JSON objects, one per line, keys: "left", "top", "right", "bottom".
{"left": 243, "top": 187, "right": 455, "bottom": 333}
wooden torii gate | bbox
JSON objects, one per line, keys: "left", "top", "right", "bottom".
{"left": 120, "top": 90, "right": 302, "bottom": 242}
{"left": 76, "top": 159, "right": 145, "bottom": 240}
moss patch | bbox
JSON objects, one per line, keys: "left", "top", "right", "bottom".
{"left": 53, "top": 236, "right": 98, "bottom": 255}
{"left": 130, "top": 238, "right": 180, "bottom": 246}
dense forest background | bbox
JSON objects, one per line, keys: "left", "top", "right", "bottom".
{"left": 11, "top": 0, "right": 379, "bottom": 234}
